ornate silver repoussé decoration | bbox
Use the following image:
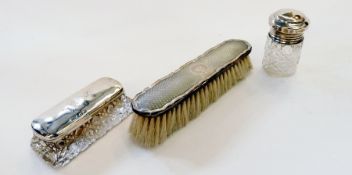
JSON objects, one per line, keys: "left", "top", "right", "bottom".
{"left": 30, "top": 77, "right": 132, "bottom": 167}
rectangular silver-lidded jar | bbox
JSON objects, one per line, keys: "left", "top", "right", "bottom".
{"left": 31, "top": 77, "right": 132, "bottom": 167}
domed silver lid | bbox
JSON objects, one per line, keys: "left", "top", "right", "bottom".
{"left": 268, "top": 9, "right": 310, "bottom": 44}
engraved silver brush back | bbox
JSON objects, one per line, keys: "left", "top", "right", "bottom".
{"left": 132, "top": 39, "right": 251, "bottom": 116}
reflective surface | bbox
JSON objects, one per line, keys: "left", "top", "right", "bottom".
{"left": 31, "top": 94, "right": 132, "bottom": 167}
{"left": 263, "top": 9, "right": 309, "bottom": 76}
{"left": 31, "top": 77, "right": 123, "bottom": 142}
{"left": 132, "top": 39, "right": 251, "bottom": 116}
{"left": 269, "top": 9, "right": 309, "bottom": 44}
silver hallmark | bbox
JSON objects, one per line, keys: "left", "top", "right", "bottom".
{"left": 31, "top": 77, "right": 133, "bottom": 167}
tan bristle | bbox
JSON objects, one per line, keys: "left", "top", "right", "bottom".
{"left": 130, "top": 56, "right": 252, "bottom": 147}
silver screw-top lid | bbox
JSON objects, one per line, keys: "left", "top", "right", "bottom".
{"left": 268, "top": 9, "right": 309, "bottom": 44}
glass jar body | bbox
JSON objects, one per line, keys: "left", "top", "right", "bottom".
{"left": 262, "top": 36, "right": 303, "bottom": 76}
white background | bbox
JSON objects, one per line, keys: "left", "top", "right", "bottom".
{"left": 1, "top": 0, "right": 351, "bottom": 174}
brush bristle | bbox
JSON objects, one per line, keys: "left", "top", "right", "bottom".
{"left": 130, "top": 56, "right": 252, "bottom": 147}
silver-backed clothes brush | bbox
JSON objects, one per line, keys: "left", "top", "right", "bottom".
{"left": 130, "top": 39, "right": 252, "bottom": 147}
